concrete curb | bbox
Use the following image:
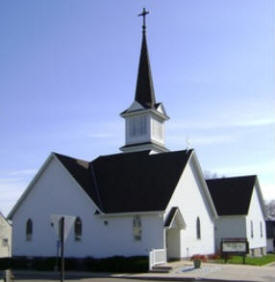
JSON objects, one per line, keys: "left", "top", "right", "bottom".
{"left": 118, "top": 274, "right": 254, "bottom": 282}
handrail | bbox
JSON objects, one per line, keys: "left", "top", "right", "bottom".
{"left": 149, "top": 248, "right": 167, "bottom": 271}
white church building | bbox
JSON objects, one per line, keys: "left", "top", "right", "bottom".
{"left": 8, "top": 11, "right": 218, "bottom": 261}
{"left": 8, "top": 10, "right": 266, "bottom": 263}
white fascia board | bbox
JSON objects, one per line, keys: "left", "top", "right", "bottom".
{"left": 53, "top": 155, "right": 103, "bottom": 214}
{"left": 121, "top": 108, "right": 169, "bottom": 121}
{"left": 96, "top": 210, "right": 164, "bottom": 218}
{"left": 166, "top": 209, "right": 186, "bottom": 230}
{"left": 120, "top": 143, "right": 169, "bottom": 153}
{"left": 253, "top": 177, "right": 267, "bottom": 218}
{"left": 190, "top": 151, "right": 218, "bottom": 219}
{"left": 218, "top": 215, "right": 246, "bottom": 219}
{"left": 8, "top": 153, "right": 55, "bottom": 219}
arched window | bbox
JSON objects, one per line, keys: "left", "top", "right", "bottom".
{"left": 250, "top": 220, "right": 254, "bottom": 238}
{"left": 58, "top": 217, "right": 64, "bottom": 241}
{"left": 26, "top": 219, "right": 33, "bottom": 241}
{"left": 260, "top": 221, "right": 263, "bottom": 238}
{"left": 74, "top": 217, "right": 82, "bottom": 241}
{"left": 133, "top": 215, "right": 142, "bottom": 241}
{"left": 196, "top": 217, "right": 201, "bottom": 240}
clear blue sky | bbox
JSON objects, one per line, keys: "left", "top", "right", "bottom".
{"left": 0, "top": 0, "right": 274, "bottom": 216}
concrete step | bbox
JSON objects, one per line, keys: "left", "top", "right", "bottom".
{"left": 151, "top": 265, "right": 173, "bottom": 273}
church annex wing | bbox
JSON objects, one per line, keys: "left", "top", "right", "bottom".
{"left": 206, "top": 175, "right": 266, "bottom": 216}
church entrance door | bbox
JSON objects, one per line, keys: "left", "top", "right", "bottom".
{"left": 166, "top": 228, "right": 181, "bottom": 260}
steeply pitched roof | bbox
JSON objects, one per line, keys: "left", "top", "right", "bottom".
{"left": 55, "top": 150, "right": 193, "bottom": 214}
{"left": 164, "top": 207, "right": 185, "bottom": 229}
{"left": 206, "top": 175, "right": 256, "bottom": 216}
{"left": 135, "top": 30, "right": 156, "bottom": 109}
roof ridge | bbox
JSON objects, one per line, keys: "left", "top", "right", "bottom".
{"left": 90, "top": 163, "right": 104, "bottom": 212}
{"left": 53, "top": 152, "right": 90, "bottom": 164}
{"left": 206, "top": 175, "right": 257, "bottom": 181}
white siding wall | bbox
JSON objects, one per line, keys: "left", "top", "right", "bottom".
{"left": 246, "top": 186, "right": 266, "bottom": 249}
{"left": 12, "top": 156, "right": 164, "bottom": 258}
{"left": 0, "top": 216, "right": 12, "bottom": 257}
{"left": 165, "top": 157, "right": 215, "bottom": 258}
{"left": 214, "top": 216, "right": 246, "bottom": 251}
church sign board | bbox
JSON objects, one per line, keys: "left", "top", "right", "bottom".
{"left": 221, "top": 238, "right": 249, "bottom": 264}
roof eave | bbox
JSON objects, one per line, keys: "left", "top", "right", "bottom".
{"left": 96, "top": 210, "right": 164, "bottom": 218}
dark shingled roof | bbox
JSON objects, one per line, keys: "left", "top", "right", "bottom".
{"left": 135, "top": 30, "right": 156, "bottom": 109}
{"left": 55, "top": 150, "right": 192, "bottom": 214}
{"left": 206, "top": 175, "right": 256, "bottom": 216}
{"left": 164, "top": 207, "right": 179, "bottom": 227}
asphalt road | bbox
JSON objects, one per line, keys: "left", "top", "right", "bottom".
{"left": 14, "top": 279, "right": 220, "bottom": 282}
{"left": 15, "top": 279, "right": 159, "bottom": 282}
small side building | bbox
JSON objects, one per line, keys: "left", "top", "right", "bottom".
{"left": 0, "top": 212, "right": 12, "bottom": 257}
{"left": 207, "top": 175, "right": 267, "bottom": 256}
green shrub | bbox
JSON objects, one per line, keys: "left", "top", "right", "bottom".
{"left": 9, "top": 255, "right": 148, "bottom": 273}
{"left": 0, "top": 257, "right": 12, "bottom": 270}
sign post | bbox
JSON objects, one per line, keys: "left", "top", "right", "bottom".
{"left": 60, "top": 216, "right": 65, "bottom": 282}
{"left": 50, "top": 214, "right": 76, "bottom": 282}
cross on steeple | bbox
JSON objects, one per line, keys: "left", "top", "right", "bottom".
{"left": 138, "top": 8, "right": 149, "bottom": 32}
{"left": 120, "top": 8, "right": 169, "bottom": 154}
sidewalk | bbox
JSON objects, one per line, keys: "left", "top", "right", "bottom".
{"left": 119, "top": 261, "right": 275, "bottom": 282}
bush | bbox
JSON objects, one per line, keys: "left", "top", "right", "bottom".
{"left": 208, "top": 253, "right": 221, "bottom": 260}
{"left": 0, "top": 257, "right": 12, "bottom": 270}
{"left": 9, "top": 256, "right": 148, "bottom": 273}
{"left": 190, "top": 254, "right": 207, "bottom": 262}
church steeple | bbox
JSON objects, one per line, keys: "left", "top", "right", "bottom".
{"left": 120, "top": 9, "right": 169, "bottom": 154}
{"left": 135, "top": 9, "right": 156, "bottom": 108}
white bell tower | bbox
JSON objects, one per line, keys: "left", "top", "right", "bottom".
{"left": 120, "top": 9, "right": 169, "bottom": 154}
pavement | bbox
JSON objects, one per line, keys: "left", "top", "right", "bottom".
{"left": 121, "top": 260, "right": 275, "bottom": 282}
{"left": 7, "top": 260, "right": 275, "bottom": 282}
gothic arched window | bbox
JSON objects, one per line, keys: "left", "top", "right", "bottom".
{"left": 26, "top": 219, "right": 33, "bottom": 241}
{"left": 196, "top": 217, "right": 201, "bottom": 240}
{"left": 133, "top": 215, "right": 142, "bottom": 241}
{"left": 75, "top": 217, "right": 82, "bottom": 241}
{"left": 250, "top": 220, "right": 254, "bottom": 238}
{"left": 260, "top": 221, "right": 263, "bottom": 238}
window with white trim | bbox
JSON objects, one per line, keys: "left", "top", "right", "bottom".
{"left": 250, "top": 220, "right": 254, "bottom": 238}
{"left": 152, "top": 119, "right": 163, "bottom": 140}
{"left": 260, "top": 221, "right": 263, "bottom": 238}
{"left": 26, "top": 219, "right": 33, "bottom": 241}
{"left": 196, "top": 217, "right": 201, "bottom": 240}
{"left": 75, "top": 217, "right": 82, "bottom": 241}
{"left": 133, "top": 215, "right": 142, "bottom": 241}
{"left": 129, "top": 116, "right": 147, "bottom": 137}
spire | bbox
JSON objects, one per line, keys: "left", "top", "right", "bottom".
{"left": 135, "top": 8, "right": 156, "bottom": 108}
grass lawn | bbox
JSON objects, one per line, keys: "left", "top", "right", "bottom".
{"left": 214, "top": 254, "right": 275, "bottom": 266}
